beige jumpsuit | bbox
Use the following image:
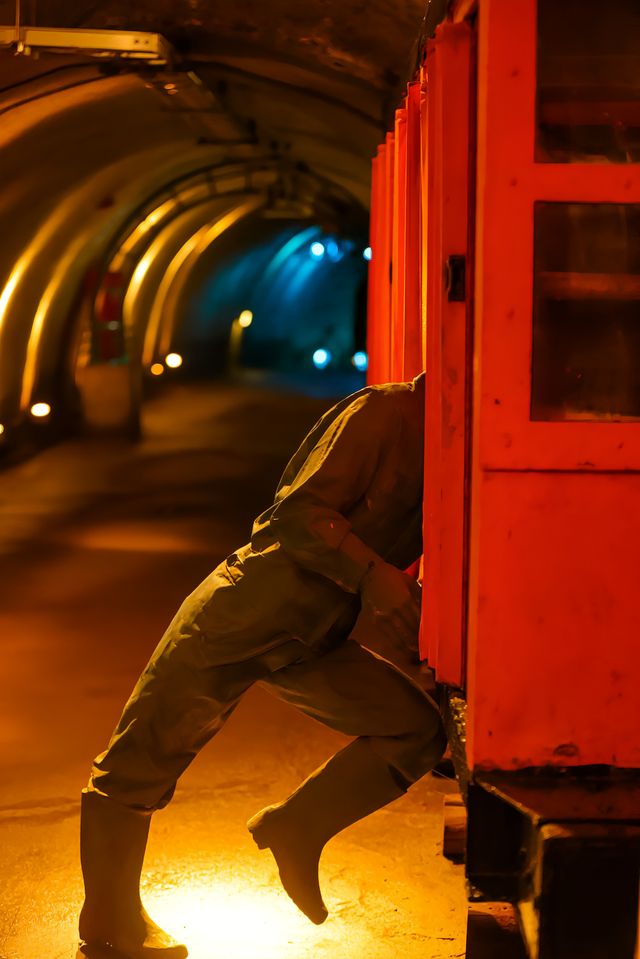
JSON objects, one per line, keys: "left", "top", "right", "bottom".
{"left": 89, "top": 375, "right": 445, "bottom": 811}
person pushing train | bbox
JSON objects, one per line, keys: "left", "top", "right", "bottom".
{"left": 78, "top": 371, "right": 446, "bottom": 959}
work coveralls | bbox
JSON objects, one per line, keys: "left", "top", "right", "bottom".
{"left": 89, "top": 373, "right": 445, "bottom": 811}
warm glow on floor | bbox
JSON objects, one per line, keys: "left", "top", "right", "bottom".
{"left": 143, "top": 870, "right": 326, "bottom": 959}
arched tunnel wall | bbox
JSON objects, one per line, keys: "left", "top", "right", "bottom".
{"left": 0, "top": 68, "right": 232, "bottom": 431}
{"left": 0, "top": 49, "right": 371, "bottom": 450}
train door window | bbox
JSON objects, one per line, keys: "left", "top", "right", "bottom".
{"left": 536, "top": 0, "right": 640, "bottom": 163}
{"left": 531, "top": 202, "right": 640, "bottom": 421}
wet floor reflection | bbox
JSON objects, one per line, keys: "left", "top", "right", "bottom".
{"left": 1, "top": 384, "right": 466, "bottom": 959}
{"left": 143, "top": 870, "right": 327, "bottom": 959}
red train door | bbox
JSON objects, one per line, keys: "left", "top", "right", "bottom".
{"left": 419, "top": 21, "right": 474, "bottom": 688}
{"left": 466, "top": 0, "right": 640, "bottom": 771}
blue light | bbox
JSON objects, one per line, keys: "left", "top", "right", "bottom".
{"left": 352, "top": 351, "right": 368, "bottom": 372}
{"left": 363, "top": 246, "right": 372, "bottom": 261}
{"left": 310, "top": 241, "right": 325, "bottom": 259}
{"left": 326, "top": 239, "right": 342, "bottom": 262}
{"left": 312, "top": 348, "right": 332, "bottom": 369}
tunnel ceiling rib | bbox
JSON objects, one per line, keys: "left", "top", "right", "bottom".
{"left": 177, "top": 219, "right": 369, "bottom": 362}
{"left": 109, "top": 162, "right": 280, "bottom": 273}
{"left": 200, "top": 60, "right": 382, "bottom": 130}
{"left": 0, "top": 67, "right": 243, "bottom": 278}
{"left": 107, "top": 156, "right": 368, "bottom": 315}
{"left": 0, "top": 0, "right": 416, "bottom": 436}
{"left": 0, "top": 53, "right": 368, "bottom": 428}
{"left": 119, "top": 192, "right": 271, "bottom": 364}
{"left": 0, "top": 44, "right": 376, "bottom": 209}
{"left": 16, "top": 142, "right": 226, "bottom": 411}
{"left": 147, "top": 198, "right": 265, "bottom": 366}
{"left": 0, "top": 66, "right": 110, "bottom": 117}
{"left": 3, "top": 0, "right": 426, "bottom": 90}
{"left": 122, "top": 196, "right": 239, "bottom": 355}
{"left": 258, "top": 228, "right": 322, "bottom": 288}
{"left": 0, "top": 0, "right": 426, "bottom": 198}
{"left": 115, "top": 157, "right": 369, "bottom": 369}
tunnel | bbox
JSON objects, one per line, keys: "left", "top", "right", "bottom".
{"left": 0, "top": 4, "right": 471, "bottom": 959}
{"left": 3, "top": 3, "right": 639, "bottom": 959}
{"left": 0, "top": 7, "right": 390, "bottom": 452}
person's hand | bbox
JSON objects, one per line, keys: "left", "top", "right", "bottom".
{"left": 360, "top": 561, "right": 422, "bottom": 648}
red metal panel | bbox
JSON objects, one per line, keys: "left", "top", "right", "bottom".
{"left": 467, "top": 0, "right": 640, "bottom": 770}
{"left": 391, "top": 105, "right": 407, "bottom": 381}
{"left": 94, "top": 270, "right": 126, "bottom": 362}
{"left": 467, "top": 471, "right": 640, "bottom": 770}
{"left": 419, "top": 66, "right": 429, "bottom": 376}
{"left": 418, "top": 66, "right": 435, "bottom": 665}
{"left": 420, "top": 42, "right": 442, "bottom": 669}
{"left": 419, "top": 23, "right": 473, "bottom": 686}
{"left": 403, "top": 80, "right": 423, "bottom": 380}
{"left": 367, "top": 139, "right": 394, "bottom": 385}
{"left": 378, "top": 131, "right": 395, "bottom": 382}
{"left": 366, "top": 148, "right": 383, "bottom": 385}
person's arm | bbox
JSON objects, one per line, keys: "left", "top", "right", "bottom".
{"left": 269, "top": 391, "right": 421, "bottom": 639}
{"left": 269, "top": 391, "right": 388, "bottom": 589}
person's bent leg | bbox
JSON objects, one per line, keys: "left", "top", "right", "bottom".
{"left": 80, "top": 608, "right": 264, "bottom": 959}
{"left": 248, "top": 639, "right": 446, "bottom": 923}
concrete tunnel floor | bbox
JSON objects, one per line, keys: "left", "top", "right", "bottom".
{"left": 0, "top": 379, "right": 466, "bottom": 959}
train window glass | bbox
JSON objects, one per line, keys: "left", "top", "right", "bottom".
{"left": 531, "top": 203, "right": 640, "bottom": 421}
{"left": 536, "top": 0, "right": 640, "bottom": 163}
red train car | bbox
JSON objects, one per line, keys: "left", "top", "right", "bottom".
{"left": 367, "top": 1, "right": 640, "bottom": 956}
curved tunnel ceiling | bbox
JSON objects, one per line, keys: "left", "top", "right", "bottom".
{"left": 0, "top": 0, "right": 427, "bottom": 200}
{"left": 0, "top": 68, "right": 257, "bottom": 415}
{"left": 0, "top": 0, "right": 427, "bottom": 439}
{"left": 0, "top": 57, "right": 369, "bottom": 422}
{"left": 0, "top": 0, "right": 426, "bottom": 91}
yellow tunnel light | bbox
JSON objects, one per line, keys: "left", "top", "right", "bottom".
{"left": 0, "top": 424, "right": 4, "bottom": 435}
{"left": 165, "top": 353, "right": 183, "bottom": 369}
{"left": 238, "top": 310, "right": 253, "bottom": 328}
{"left": 150, "top": 363, "right": 164, "bottom": 376}
{"left": 30, "top": 402, "right": 51, "bottom": 418}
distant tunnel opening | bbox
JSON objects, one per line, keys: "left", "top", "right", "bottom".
{"left": 171, "top": 215, "right": 369, "bottom": 386}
